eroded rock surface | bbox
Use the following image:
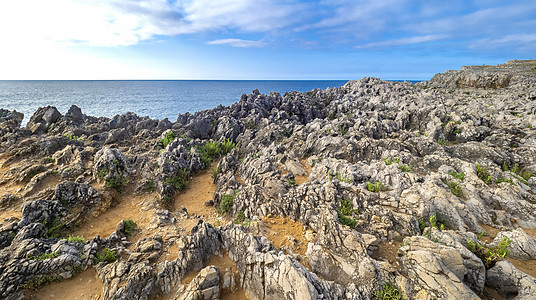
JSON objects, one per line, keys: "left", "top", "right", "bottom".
{"left": 0, "top": 60, "right": 535, "bottom": 299}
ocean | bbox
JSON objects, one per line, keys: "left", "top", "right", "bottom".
{"left": 0, "top": 80, "right": 350, "bottom": 124}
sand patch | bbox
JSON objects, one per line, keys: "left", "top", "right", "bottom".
{"left": 73, "top": 185, "right": 154, "bottom": 239}
{"left": 294, "top": 158, "right": 311, "bottom": 185}
{"left": 172, "top": 163, "right": 218, "bottom": 222}
{"left": 480, "top": 224, "right": 500, "bottom": 244}
{"left": 28, "top": 267, "right": 103, "bottom": 300}
{"left": 508, "top": 258, "right": 536, "bottom": 278}
{"left": 370, "top": 240, "right": 402, "bottom": 269}
{"left": 260, "top": 216, "right": 309, "bottom": 266}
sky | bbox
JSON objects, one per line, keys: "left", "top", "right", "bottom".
{"left": 0, "top": 0, "right": 534, "bottom": 80}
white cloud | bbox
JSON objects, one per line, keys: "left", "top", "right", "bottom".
{"left": 207, "top": 39, "right": 267, "bottom": 47}
{"left": 355, "top": 35, "right": 447, "bottom": 48}
{"left": 0, "top": 0, "right": 303, "bottom": 47}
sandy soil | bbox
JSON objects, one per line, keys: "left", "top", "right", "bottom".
{"left": 370, "top": 240, "right": 402, "bottom": 269}
{"left": 28, "top": 267, "right": 103, "bottom": 300}
{"left": 260, "top": 216, "right": 309, "bottom": 266}
{"left": 73, "top": 186, "right": 154, "bottom": 239}
{"left": 172, "top": 162, "right": 219, "bottom": 224}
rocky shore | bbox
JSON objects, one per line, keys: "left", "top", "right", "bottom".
{"left": 1, "top": 59, "right": 536, "bottom": 300}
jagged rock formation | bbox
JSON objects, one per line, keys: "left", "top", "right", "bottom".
{"left": 0, "top": 60, "right": 535, "bottom": 299}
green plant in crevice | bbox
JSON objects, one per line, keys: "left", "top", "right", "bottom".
{"left": 374, "top": 282, "right": 404, "bottom": 300}
{"left": 437, "top": 139, "right": 448, "bottom": 146}
{"left": 123, "top": 219, "right": 136, "bottom": 237}
{"left": 145, "top": 179, "right": 155, "bottom": 192}
{"left": 442, "top": 179, "right": 463, "bottom": 198}
{"left": 286, "top": 179, "right": 296, "bottom": 186}
{"left": 218, "top": 191, "right": 237, "bottom": 215}
{"left": 97, "top": 168, "right": 109, "bottom": 181}
{"left": 234, "top": 211, "right": 246, "bottom": 224}
{"left": 466, "top": 236, "right": 511, "bottom": 269}
{"left": 105, "top": 173, "right": 129, "bottom": 192}
{"left": 447, "top": 171, "right": 465, "bottom": 181}
{"left": 94, "top": 248, "right": 116, "bottom": 264}
{"left": 27, "top": 251, "right": 59, "bottom": 261}
{"left": 399, "top": 164, "right": 413, "bottom": 173}
{"left": 366, "top": 182, "right": 382, "bottom": 193}
{"left": 211, "top": 164, "right": 222, "bottom": 180}
{"left": 475, "top": 164, "right": 492, "bottom": 185}
{"left": 158, "top": 131, "right": 175, "bottom": 150}
{"left": 496, "top": 178, "right": 514, "bottom": 185}
{"left": 67, "top": 235, "right": 86, "bottom": 244}
{"left": 338, "top": 198, "right": 358, "bottom": 216}
{"left": 338, "top": 213, "right": 357, "bottom": 228}
{"left": 164, "top": 169, "right": 190, "bottom": 191}
{"left": 382, "top": 157, "right": 400, "bottom": 166}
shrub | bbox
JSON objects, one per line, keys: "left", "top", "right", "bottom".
{"left": 67, "top": 235, "right": 86, "bottom": 244}
{"left": 496, "top": 178, "right": 514, "bottom": 185}
{"left": 47, "top": 157, "right": 54, "bottom": 164}
{"left": 374, "top": 282, "right": 404, "bottom": 300}
{"left": 466, "top": 236, "right": 511, "bottom": 269}
{"left": 399, "top": 164, "right": 413, "bottom": 172}
{"left": 97, "top": 168, "right": 108, "bottom": 181}
{"left": 211, "top": 165, "right": 222, "bottom": 180}
{"left": 382, "top": 157, "right": 400, "bottom": 165}
{"left": 105, "top": 174, "right": 129, "bottom": 192}
{"left": 338, "top": 213, "right": 357, "bottom": 228}
{"left": 338, "top": 126, "right": 348, "bottom": 135}
{"left": 429, "top": 213, "right": 450, "bottom": 231}
{"left": 475, "top": 164, "right": 492, "bottom": 184}
{"left": 234, "top": 211, "right": 246, "bottom": 224}
{"left": 338, "top": 198, "right": 358, "bottom": 216}
{"left": 123, "top": 219, "right": 136, "bottom": 237}
{"left": 27, "top": 251, "right": 59, "bottom": 261}
{"left": 366, "top": 182, "right": 382, "bottom": 193}
{"left": 164, "top": 169, "right": 190, "bottom": 191}
{"left": 21, "top": 274, "right": 63, "bottom": 290}
{"left": 43, "top": 218, "right": 66, "bottom": 238}
{"left": 437, "top": 139, "right": 448, "bottom": 145}
{"left": 94, "top": 248, "right": 116, "bottom": 264}
{"left": 218, "top": 191, "right": 237, "bottom": 215}
{"left": 286, "top": 179, "right": 296, "bottom": 186}
{"left": 337, "top": 173, "right": 352, "bottom": 184}
{"left": 221, "top": 139, "right": 237, "bottom": 155}
{"left": 158, "top": 131, "right": 175, "bottom": 149}
{"left": 448, "top": 171, "right": 465, "bottom": 181}
{"left": 442, "top": 179, "right": 463, "bottom": 197}
{"left": 145, "top": 179, "right": 155, "bottom": 192}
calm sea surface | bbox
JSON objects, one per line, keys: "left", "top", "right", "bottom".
{"left": 0, "top": 80, "right": 349, "bottom": 124}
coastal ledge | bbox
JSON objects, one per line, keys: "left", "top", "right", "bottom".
{"left": 0, "top": 60, "right": 535, "bottom": 299}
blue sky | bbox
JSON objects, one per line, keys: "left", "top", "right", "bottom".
{"left": 0, "top": 0, "right": 534, "bottom": 80}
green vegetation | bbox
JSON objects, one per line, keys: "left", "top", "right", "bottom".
{"left": 442, "top": 179, "right": 463, "bottom": 197}
{"left": 328, "top": 172, "right": 352, "bottom": 184}
{"left": 429, "top": 213, "right": 450, "bottom": 231}
{"left": 527, "top": 124, "right": 533, "bottom": 129}
{"left": 366, "top": 182, "right": 382, "bottom": 193}
{"left": 286, "top": 179, "right": 296, "bottom": 186}
{"left": 65, "top": 134, "right": 80, "bottom": 140}
{"left": 496, "top": 178, "right": 514, "bottom": 185}
{"left": 105, "top": 173, "right": 129, "bottom": 192}
{"left": 97, "top": 168, "right": 108, "bottom": 181}
{"left": 145, "top": 179, "right": 155, "bottom": 192}
{"left": 338, "top": 213, "right": 357, "bottom": 228}
{"left": 502, "top": 162, "right": 532, "bottom": 185}
{"left": 51, "top": 170, "right": 59, "bottom": 175}
{"left": 123, "top": 219, "right": 136, "bottom": 237}
{"left": 510, "top": 111, "right": 523, "bottom": 117}
{"left": 211, "top": 164, "right": 222, "bottom": 180}
{"left": 374, "top": 282, "right": 404, "bottom": 300}
{"left": 71, "top": 264, "right": 83, "bottom": 275}
{"left": 337, "top": 198, "right": 358, "bottom": 227}
{"left": 338, "top": 125, "right": 348, "bottom": 135}
{"left": 338, "top": 198, "right": 358, "bottom": 216}
{"left": 218, "top": 191, "right": 237, "bottom": 215}
{"left": 437, "top": 139, "right": 448, "bottom": 145}
{"left": 382, "top": 157, "right": 400, "bottom": 165}
{"left": 43, "top": 218, "right": 66, "bottom": 238}
{"left": 448, "top": 171, "right": 465, "bottom": 181}
{"left": 197, "top": 139, "right": 237, "bottom": 167}
{"left": 466, "top": 236, "right": 511, "bottom": 268}
{"left": 158, "top": 131, "right": 175, "bottom": 150}
{"left": 67, "top": 235, "right": 86, "bottom": 244}
{"left": 27, "top": 251, "right": 59, "bottom": 261}
{"left": 164, "top": 169, "right": 190, "bottom": 191}
{"left": 94, "top": 248, "right": 116, "bottom": 264}
{"left": 21, "top": 274, "right": 63, "bottom": 290}
{"left": 399, "top": 164, "right": 413, "bottom": 173}
{"left": 234, "top": 211, "right": 246, "bottom": 224}
{"left": 47, "top": 157, "right": 54, "bottom": 164}
{"left": 475, "top": 164, "right": 492, "bottom": 184}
